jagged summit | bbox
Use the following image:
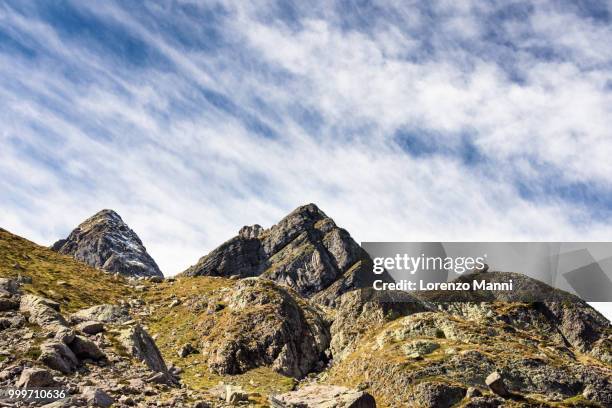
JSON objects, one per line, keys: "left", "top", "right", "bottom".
{"left": 182, "top": 203, "right": 378, "bottom": 302}
{"left": 51, "top": 209, "right": 163, "bottom": 278}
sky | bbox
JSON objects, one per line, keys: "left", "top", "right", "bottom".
{"left": 1, "top": 0, "right": 612, "bottom": 317}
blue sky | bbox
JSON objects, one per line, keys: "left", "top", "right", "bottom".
{"left": 1, "top": 0, "right": 612, "bottom": 280}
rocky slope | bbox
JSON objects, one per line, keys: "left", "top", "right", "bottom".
{"left": 182, "top": 204, "right": 391, "bottom": 306}
{"left": 2, "top": 203, "right": 612, "bottom": 408}
{"left": 51, "top": 210, "right": 163, "bottom": 278}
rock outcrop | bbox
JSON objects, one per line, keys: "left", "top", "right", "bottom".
{"left": 51, "top": 209, "right": 162, "bottom": 278}
{"left": 202, "top": 278, "right": 330, "bottom": 378}
{"left": 183, "top": 204, "right": 390, "bottom": 304}
{"left": 270, "top": 385, "right": 376, "bottom": 408}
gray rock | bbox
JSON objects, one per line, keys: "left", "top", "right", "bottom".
{"left": 178, "top": 343, "right": 197, "bottom": 358}
{"left": 270, "top": 385, "right": 375, "bottom": 408}
{"left": 410, "top": 382, "right": 466, "bottom": 408}
{"left": 81, "top": 387, "right": 114, "bottom": 407}
{"left": 19, "top": 294, "right": 67, "bottom": 327}
{"left": 466, "top": 387, "right": 482, "bottom": 398}
{"left": 0, "top": 298, "right": 19, "bottom": 311}
{"left": 225, "top": 385, "right": 248, "bottom": 405}
{"left": 464, "top": 396, "right": 505, "bottom": 408}
{"left": 40, "top": 399, "right": 75, "bottom": 408}
{"left": 118, "top": 323, "right": 168, "bottom": 374}
{"left": 69, "top": 335, "right": 106, "bottom": 360}
{"left": 54, "top": 326, "right": 76, "bottom": 344}
{"left": 16, "top": 367, "right": 56, "bottom": 388}
{"left": 72, "top": 304, "right": 131, "bottom": 324}
{"left": 485, "top": 372, "right": 509, "bottom": 397}
{"left": 0, "top": 278, "right": 21, "bottom": 294}
{"left": 402, "top": 340, "right": 440, "bottom": 358}
{"left": 39, "top": 340, "right": 78, "bottom": 374}
{"left": 51, "top": 209, "right": 163, "bottom": 278}
{"left": 76, "top": 320, "right": 105, "bottom": 335}
{"left": 0, "top": 314, "right": 25, "bottom": 330}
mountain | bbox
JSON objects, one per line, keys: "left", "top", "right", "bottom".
{"left": 51, "top": 209, "right": 163, "bottom": 278}
{"left": 182, "top": 203, "right": 390, "bottom": 305}
{"left": 1, "top": 205, "right": 611, "bottom": 407}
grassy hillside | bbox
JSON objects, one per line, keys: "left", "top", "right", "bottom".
{"left": 0, "top": 227, "right": 134, "bottom": 311}
{"left": 143, "top": 276, "right": 296, "bottom": 406}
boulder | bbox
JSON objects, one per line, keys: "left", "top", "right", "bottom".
{"left": 118, "top": 323, "right": 168, "bottom": 374}
{"left": 0, "top": 314, "right": 25, "bottom": 330}
{"left": 81, "top": 387, "right": 114, "bottom": 408}
{"left": 0, "top": 278, "right": 21, "bottom": 295}
{"left": 402, "top": 340, "right": 440, "bottom": 358}
{"left": 0, "top": 298, "right": 19, "bottom": 311}
{"left": 485, "top": 372, "right": 509, "bottom": 397}
{"left": 410, "top": 382, "right": 466, "bottom": 408}
{"left": 16, "top": 367, "right": 56, "bottom": 388}
{"left": 270, "top": 385, "right": 376, "bottom": 408}
{"left": 225, "top": 385, "right": 249, "bottom": 405}
{"left": 19, "top": 295, "right": 67, "bottom": 327}
{"left": 72, "top": 304, "right": 131, "bottom": 324}
{"left": 69, "top": 335, "right": 106, "bottom": 360}
{"left": 39, "top": 340, "right": 78, "bottom": 374}
{"left": 54, "top": 326, "right": 76, "bottom": 344}
{"left": 77, "top": 320, "right": 105, "bottom": 335}
{"left": 178, "top": 343, "right": 197, "bottom": 358}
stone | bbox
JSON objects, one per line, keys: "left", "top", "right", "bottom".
{"left": 16, "top": 367, "right": 56, "bottom": 388}
{"left": 225, "top": 385, "right": 248, "bottom": 405}
{"left": 69, "top": 335, "right": 106, "bottom": 360}
{"left": 146, "top": 371, "right": 173, "bottom": 384}
{"left": 19, "top": 294, "right": 67, "bottom": 327}
{"left": 118, "top": 323, "right": 168, "bottom": 373}
{"left": 81, "top": 387, "right": 114, "bottom": 407}
{"left": 54, "top": 326, "right": 76, "bottom": 344}
{"left": 51, "top": 209, "right": 163, "bottom": 278}
{"left": 118, "top": 395, "right": 136, "bottom": 406}
{"left": 0, "top": 298, "right": 19, "bottom": 311}
{"left": 0, "top": 278, "right": 20, "bottom": 294}
{"left": 72, "top": 304, "right": 131, "bottom": 324}
{"left": 402, "top": 340, "right": 440, "bottom": 357}
{"left": 39, "top": 340, "right": 78, "bottom": 374}
{"left": 77, "top": 320, "right": 105, "bottom": 335}
{"left": 466, "top": 387, "right": 482, "bottom": 398}
{"left": 270, "top": 385, "right": 375, "bottom": 408}
{"left": 410, "top": 382, "right": 466, "bottom": 408}
{"left": 178, "top": 343, "right": 197, "bottom": 358}
{"left": 485, "top": 372, "right": 509, "bottom": 397}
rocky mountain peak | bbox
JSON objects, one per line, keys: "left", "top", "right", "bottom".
{"left": 51, "top": 210, "right": 163, "bottom": 278}
{"left": 182, "top": 203, "right": 368, "bottom": 301}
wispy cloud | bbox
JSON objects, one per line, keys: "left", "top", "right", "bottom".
{"left": 1, "top": 0, "right": 612, "bottom": 281}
